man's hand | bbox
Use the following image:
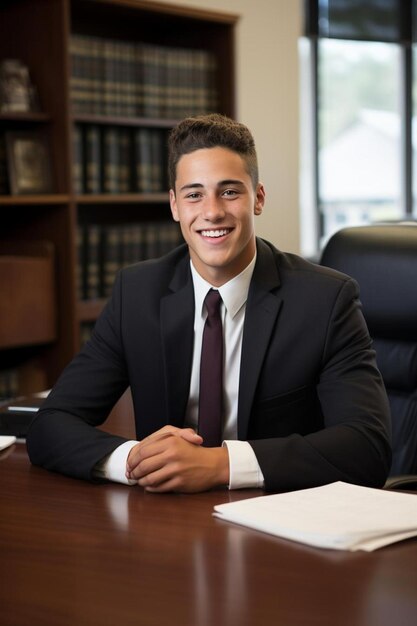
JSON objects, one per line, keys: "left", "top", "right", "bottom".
{"left": 126, "top": 426, "right": 230, "bottom": 493}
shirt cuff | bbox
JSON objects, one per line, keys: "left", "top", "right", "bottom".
{"left": 223, "top": 440, "right": 265, "bottom": 490}
{"left": 94, "top": 440, "right": 138, "bottom": 485}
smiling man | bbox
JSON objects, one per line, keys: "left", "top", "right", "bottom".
{"left": 169, "top": 144, "right": 264, "bottom": 287}
{"left": 27, "top": 114, "right": 391, "bottom": 493}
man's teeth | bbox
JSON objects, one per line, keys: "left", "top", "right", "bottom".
{"left": 201, "top": 229, "right": 229, "bottom": 237}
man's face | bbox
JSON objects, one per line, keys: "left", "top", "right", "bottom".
{"left": 169, "top": 146, "right": 265, "bottom": 286}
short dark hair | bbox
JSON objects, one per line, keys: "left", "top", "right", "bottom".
{"left": 167, "top": 113, "right": 259, "bottom": 191}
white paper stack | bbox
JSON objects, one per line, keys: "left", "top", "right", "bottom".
{"left": 0, "top": 435, "right": 16, "bottom": 451}
{"left": 213, "top": 481, "right": 417, "bottom": 551}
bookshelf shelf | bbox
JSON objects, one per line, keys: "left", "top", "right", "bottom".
{"left": 0, "top": 112, "right": 51, "bottom": 123}
{"left": 0, "top": 194, "right": 70, "bottom": 206}
{"left": 0, "top": 0, "right": 236, "bottom": 399}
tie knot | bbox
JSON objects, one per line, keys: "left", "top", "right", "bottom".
{"left": 204, "top": 289, "right": 222, "bottom": 318}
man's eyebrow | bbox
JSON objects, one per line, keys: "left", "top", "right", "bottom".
{"left": 178, "top": 179, "right": 246, "bottom": 192}
{"left": 179, "top": 183, "right": 204, "bottom": 192}
{"left": 218, "top": 179, "right": 245, "bottom": 187}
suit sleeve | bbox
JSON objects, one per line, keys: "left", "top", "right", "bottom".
{"left": 249, "top": 278, "right": 392, "bottom": 492}
{"left": 26, "top": 272, "right": 131, "bottom": 481}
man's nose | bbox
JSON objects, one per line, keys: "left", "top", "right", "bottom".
{"left": 201, "top": 196, "right": 226, "bottom": 221}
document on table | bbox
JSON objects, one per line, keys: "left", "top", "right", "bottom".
{"left": 213, "top": 481, "right": 417, "bottom": 551}
{"left": 0, "top": 435, "right": 16, "bottom": 451}
{"left": 6, "top": 389, "right": 51, "bottom": 413}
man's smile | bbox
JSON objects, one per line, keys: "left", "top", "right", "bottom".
{"left": 199, "top": 228, "right": 233, "bottom": 238}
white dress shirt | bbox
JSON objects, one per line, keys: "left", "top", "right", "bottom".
{"left": 96, "top": 254, "right": 265, "bottom": 489}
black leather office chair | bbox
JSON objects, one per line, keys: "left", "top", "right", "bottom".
{"left": 320, "top": 223, "right": 417, "bottom": 489}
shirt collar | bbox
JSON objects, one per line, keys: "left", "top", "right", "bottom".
{"left": 190, "top": 252, "right": 257, "bottom": 320}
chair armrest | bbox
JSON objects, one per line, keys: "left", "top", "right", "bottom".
{"left": 384, "top": 475, "right": 417, "bottom": 490}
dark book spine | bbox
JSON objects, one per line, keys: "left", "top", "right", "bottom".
{"left": 142, "top": 44, "right": 163, "bottom": 118}
{"left": 116, "top": 40, "right": 135, "bottom": 117}
{"left": 134, "top": 44, "right": 145, "bottom": 117}
{"left": 70, "top": 34, "right": 99, "bottom": 115}
{"left": 103, "top": 39, "right": 118, "bottom": 116}
{"left": 171, "top": 46, "right": 186, "bottom": 118}
{"left": 90, "top": 36, "right": 104, "bottom": 116}
{"left": 113, "top": 40, "right": 123, "bottom": 117}
{"left": 72, "top": 124, "right": 84, "bottom": 194}
{"left": 144, "top": 222, "right": 159, "bottom": 259}
{"left": 86, "top": 224, "right": 102, "bottom": 299}
{"left": 102, "top": 127, "right": 119, "bottom": 194}
{"left": 76, "top": 224, "right": 88, "bottom": 300}
{"left": 69, "top": 34, "right": 84, "bottom": 114}
{"left": 150, "top": 129, "right": 164, "bottom": 192}
{"left": 134, "top": 128, "right": 153, "bottom": 193}
{"left": 102, "top": 225, "right": 122, "bottom": 297}
{"left": 120, "top": 225, "right": 133, "bottom": 268}
{"left": 125, "top": 42, "right": 137, "bottom": 117}
{"left": 84, "top": 125, "right": 102, "bottom": 194}
{"left": 118, "top": 128, "right": 132, "bottom": 193}
{"left": 130, "top": 224, "right": 146, "bottom": 263}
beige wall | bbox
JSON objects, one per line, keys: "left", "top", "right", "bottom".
{"left": 156, "top": 0, "right": 302, "bottom": 253}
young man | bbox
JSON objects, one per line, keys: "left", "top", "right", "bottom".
{"left": 27, "top": 114, "right": 391, "bottom": 493}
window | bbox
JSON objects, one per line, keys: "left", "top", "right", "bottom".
{"left": 301, "top": 0, "right": 416, "bottom": 255}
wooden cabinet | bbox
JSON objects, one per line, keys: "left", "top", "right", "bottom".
{"left": 0, "top": 0, "right": 237, "bottom": 398}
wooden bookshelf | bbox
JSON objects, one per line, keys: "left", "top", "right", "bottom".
{"left": 0, "top": 0, "right": 237, "bottom": 397}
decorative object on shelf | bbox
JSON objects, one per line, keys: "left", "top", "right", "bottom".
{"left": 0, "top": 59, "right": 39, "bottom": 113}
{"left": 5, "top": 130, "right": 53, "bottom": 194}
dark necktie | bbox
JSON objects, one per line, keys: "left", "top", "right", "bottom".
{"left": 198, "top": 289, "right": 223, "bottom": 447}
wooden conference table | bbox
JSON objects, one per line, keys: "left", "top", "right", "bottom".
{"left": 1, "top": 443, "right": 417, "bottom": 626}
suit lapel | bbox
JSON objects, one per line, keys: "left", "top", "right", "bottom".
{"left": 238, "top": 239, "right": 283, "bottom": 438}
{"left": 160, "top": 255, "right": 195, "bottom": 427}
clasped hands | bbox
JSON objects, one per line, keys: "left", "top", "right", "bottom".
{"left": 125, "top": 426, "right": 230, "bottom": 493}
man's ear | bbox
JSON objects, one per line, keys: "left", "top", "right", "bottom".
{"left": 254, "top": 183, "right": 265, "bottom": 215}
{"left": 169, "top": 189, "right": 179, "bottom": 222}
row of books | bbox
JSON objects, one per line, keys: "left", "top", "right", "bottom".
{"left": 78, "top": 220, "right": 183, "bottom": 300}
{"left": 73, "top": 124, "right": 167, "bottom": 194}
{"left": 0, "top": 368, "right": 19, "bottom": 402}
{"left": 70, "top": 34, "right": 218, "bottom": 119}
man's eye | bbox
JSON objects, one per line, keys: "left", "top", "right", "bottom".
{"left": 223, "top": 189, "right": 238, "bottom": 197}
{"left": 186, "top": 192, "right": 201, "bottom": 200}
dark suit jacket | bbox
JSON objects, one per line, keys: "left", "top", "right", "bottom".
{"left": 27, "top": 238, "right": 391, "bottom": 491}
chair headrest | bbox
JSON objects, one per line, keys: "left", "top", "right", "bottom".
{"left": 320, "top": 224, "right": 417, "bottom": 339}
